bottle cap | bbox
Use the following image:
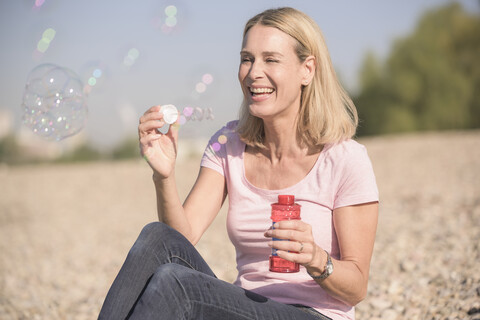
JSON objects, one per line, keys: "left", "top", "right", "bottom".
{"left": 160, "top": 104, "right": 178, "bottom": 124}
{"left": 278, "top": 195, "right": 294, "bottom": 205}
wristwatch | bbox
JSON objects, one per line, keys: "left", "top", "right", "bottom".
{"left": 308, "top": 250, "right": 333, "bottom": 280}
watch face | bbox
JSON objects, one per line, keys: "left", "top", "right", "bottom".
{"left": 326, "top": 264, "right": 333, "bottom": 274}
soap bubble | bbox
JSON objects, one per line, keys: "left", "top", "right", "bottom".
{"left": 206, "top": 132, "right": 229, "bottom": 156}
{"left": 218, "top": 135, "right": 228, "bottom": 144}
{"left": 80, "top": 60, "right": 108, "bottom": 94}
{"left": 211, "top": 142, "right": 221, "bottom": 152}
{"left": 191, "top": 73, "right": 214, "bottom": 97}
{"left": 165, "top": 5, "right": 178, "bottom": 16}
{"left": 22, "top": 63, "right": 88, "bottom": 141}
{"left": 180, "top": 106, "right": 214, "bottom": 122}
{"left": 123, "top": 47, "right": 140, "bottom": 67}
{"left": 182, "top": 106, "right": 193, "bottom": 117}
{"left": 195, "top": 82, "right": 207, "bottom": 94}
{"left": 151, "top": 1, "right": 189, "bottom": 35}
{"left": 32, "top": 28, "right": 56, "bottom": 60}
{"left": 34, "top": 0, "right": 45, "bottom": 8}
{"left": 202, "top": 73, "right": 213, "bottom": 85}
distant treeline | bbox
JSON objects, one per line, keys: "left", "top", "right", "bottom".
{"left": 0, "top": 135, "right": 141, "bottom": 165}
{"left": 353, "top": 3, "right": 480, "bottom": 136}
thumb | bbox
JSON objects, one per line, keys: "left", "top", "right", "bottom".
{"left": 165, "top": 122, "right": 179, "bottom": 143}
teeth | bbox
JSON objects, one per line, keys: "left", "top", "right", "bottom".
{"left": 250, "top": 87, "right": 274, "bottom": 94}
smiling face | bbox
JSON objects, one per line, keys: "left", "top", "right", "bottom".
{"left": 238, "top": 25, "right": 312, "bottom": 122}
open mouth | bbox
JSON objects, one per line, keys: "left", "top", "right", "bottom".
{"left": 249, "top": 87, "right": 275, "bottom": 96}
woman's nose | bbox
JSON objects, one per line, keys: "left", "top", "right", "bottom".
{"left": 248, "top": 61, "right": 263, "bottom": 79}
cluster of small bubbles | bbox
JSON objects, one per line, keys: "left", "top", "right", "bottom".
{"left": 176, "top": 106, "right": 214, "bottom": 126}
{"left": 123, "top": 48, "right": 140, "bottom": 67}
{"left": 87, "top": 69, "right": 102, "bottom": 86}
{"left": 83, "top": 67, "right": 104, "bottom": 94}
{"left": 33, "top": 28, "right": 55, "bottom": 60}
{"left": 165, "top": 5, "right": 177, "bottom": 26}
{"left": 21, "top": 63, "right": 88, "bottom": 141}
{"left": 195, "top": 73, "right": 214, "bottom": 94}
{"left": 151, "top": 2, "right": 187, "bottom": 35}
{"left": 161, "top": 5, "right": 178, "bottom": 34}
{"left": 211, "top": 134, "right": 228, "bottom": 152}
{"left": 80, "top": 61, "right": 108, "bottom": 94}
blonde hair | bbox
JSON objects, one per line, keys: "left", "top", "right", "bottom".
{"left": 236, "top": 7, "right": 358, "bottom": 148}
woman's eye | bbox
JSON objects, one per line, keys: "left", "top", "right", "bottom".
{"left": 241, "top": 57, "right": 252, "bottom": 63}
{"left": 266, "top": 59, "right": 278, "bottom": 63}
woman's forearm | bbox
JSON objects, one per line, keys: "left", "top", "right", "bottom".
{"left": 307, "top": 250, "right": 369, "bottom": 306}
{"left": 305, "top": 202, "right": 377, "bottom": 306}
{"left": 153, "top": 171, "right": 194, "bottom": 242}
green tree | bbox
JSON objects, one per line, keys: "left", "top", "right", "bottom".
{"left": 354, "top": 3, "right": 480, "bottom": 136}
{"left": 0, "top": 135, "right": 22, "bottom": 164}
{"left": 56, "top": 143, "right": 104, "bottom": 163}
{"left": 110, "top": 137, "right": 141, "bottom": 160}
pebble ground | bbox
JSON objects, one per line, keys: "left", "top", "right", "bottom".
{"left": 1, "top": 130, "right": 479, "bottom": 319}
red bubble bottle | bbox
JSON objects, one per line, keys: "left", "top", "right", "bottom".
{"left": 269, "top": 195, "right": 301, "bottom": 273}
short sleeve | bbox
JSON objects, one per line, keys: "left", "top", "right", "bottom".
{"left": 333, "top": 141, "right": 379, "bottom": 209}
{"left": 200, "top": 121, "right": 239, "bottom": 176}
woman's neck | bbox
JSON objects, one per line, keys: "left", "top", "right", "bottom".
{"left": 260, "top": 118, "right": 310, "bottom": 162}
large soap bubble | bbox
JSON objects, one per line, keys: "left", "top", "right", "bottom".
{"left": 22, "top": 63, "right": 88, "bottom": 141}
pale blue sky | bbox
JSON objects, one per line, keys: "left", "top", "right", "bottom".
{"left": 0, "top": 0, "right": 478, "bottom": 148}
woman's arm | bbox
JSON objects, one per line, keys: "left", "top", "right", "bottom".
{"left": 139, "top": 105, "right": 227, "bottom": 244}
{"left": 309, "top": 202, "right": 378, "bottom": 306}
{"left": 154, "top": 167, "right": 227, "bottom": 245}
{"left": 267, "top": 201, "right": 378, "bottom": 306}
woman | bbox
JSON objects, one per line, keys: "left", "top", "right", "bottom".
{"left": 98, "top": 7, "right": 378, "bottom": 320}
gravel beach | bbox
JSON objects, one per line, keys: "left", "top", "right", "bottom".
{"left": 1, "top": 130, "right": 479, "bottom": 319}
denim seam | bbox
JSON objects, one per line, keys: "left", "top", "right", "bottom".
{"left": 170, "top": 254, "right": 197, "bottom": 270}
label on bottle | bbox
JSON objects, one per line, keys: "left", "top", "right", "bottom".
{"left": 271, "top": 222, "right": 287, "bottom": 256}
{"left": 272, "top": 256, "right": 296, "bottom": 268}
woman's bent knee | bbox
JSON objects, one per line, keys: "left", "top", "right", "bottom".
{"left": 138, "top": 222, "right": 176, "bottom": 245}
{"left": 130, "top": 222, "right": 191, "bottom": 259}
{"left": 140, "top": 221, "right": 169, "bottom": 236}
{"left": 128, "top": 222, "right": 171, "bottom": 258}
{"left": 148, "top": 264, "right": 199, "bottom": 297}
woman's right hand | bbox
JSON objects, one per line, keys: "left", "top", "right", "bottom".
{"left": 138, "top": 105, "right": 179, "bottom": 179}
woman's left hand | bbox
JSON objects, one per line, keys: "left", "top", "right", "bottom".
{"left": 264, "top": 220, "right": 323, "bottom": 269}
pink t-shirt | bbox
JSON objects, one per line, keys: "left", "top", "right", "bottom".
{"left": 200, "top": 121, "right": 378, "bottom": 320}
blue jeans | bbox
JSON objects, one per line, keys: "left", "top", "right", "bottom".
{"left": 98, "top": 222, "right": 331, "bottom": 320}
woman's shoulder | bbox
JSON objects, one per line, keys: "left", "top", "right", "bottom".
{"left": 224, "top": 120, "right": 240, "bottom": 135}
{"left": 225, "top": 120, "right": 239, "bottom": 129}
{"left": 210, "top": 120, "right": 239, "bottom": 137}
{"left": 205, "top": 120, "right": 243, "bottom": 156}
{"left": 321, "top": 139, "right": 369, "bottom": 164}
{"left": 324, "top": 139, "right": 366, "bottom": 154}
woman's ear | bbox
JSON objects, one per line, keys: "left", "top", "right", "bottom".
{"left": 302, "top": 56, "right": 316, "bottom": 86}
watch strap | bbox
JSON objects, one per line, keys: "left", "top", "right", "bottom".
{"left": 307, "top": 250, "right": 333, "bottom": 280}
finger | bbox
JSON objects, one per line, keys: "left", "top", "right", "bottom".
{"left": 269, "top": 239, "right": 308, "bottom": 253}
{"left": 139, "top": 133, "right": 162, "bottom": 146}
{"left": 139, "top": 119, "right": 166, "bottom": 136}
{"left": 166, "top": 121, "right": 180, "bottom": 141}
{"left": 274, "top": 220, "right": 310, "bottom": 232}
{"left": 299, "top": 241, "right": 304, "bottom": 253}
{"left": 142, "top": 105, "right": 162, "bottom": 117}
{"left": 139, "top": 106, "right": 166, "bottom": 124}
{"left": 275, "top": 250, "right": 313, "bottom": 265}
{"left": 268, "top": 228, "right": 304, "bottom": 242}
